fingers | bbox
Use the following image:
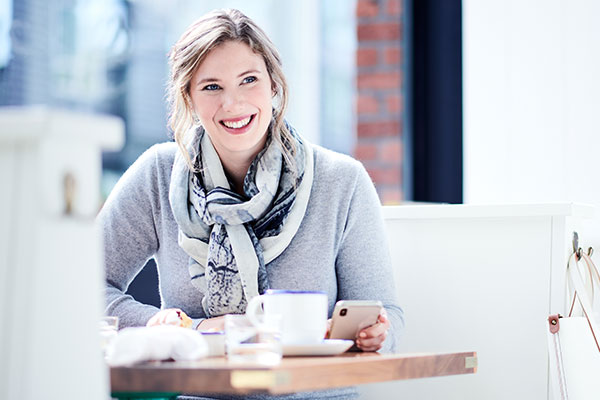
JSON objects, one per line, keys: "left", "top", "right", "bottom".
{"left": 356, "top": 322, "right": 387, "bottom": 351}
{"left": 379, "top": 308, "right": 389, "bottom": 322}
{"left": 355, "top": 310, "right": 390, "bottom": 352}
{"left": 198, "top": 316, "right": 226, "bottom": 332}
{"left": 146, "top": 309, "right": 184, "bottom": 327}
{"left": 146, "top": 311, "right": 163, "bottom": 327}
{"left": 356, "top": 333, "right": 387, "bottom": 351}
{"left": 358, "top": 311, "right": 390, "bottom": 339}
{"left": 378, "top": 310, "right": 390, "bottom": 328}
{"left": 325, "top": 319, "right": 332, "bottom": 339}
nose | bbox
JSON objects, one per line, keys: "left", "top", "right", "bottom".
{"left": 222, "top": 89, "right": 244, "bottom": 113}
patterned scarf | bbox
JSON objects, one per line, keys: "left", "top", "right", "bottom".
{"left": 169, "top": 124, "right": 313, "bottom": 317}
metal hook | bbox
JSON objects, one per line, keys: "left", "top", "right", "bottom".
{"left": 589, "top": 247, "right": 594, "bottom": 257}
{"left": 573, "top": 232, "right": 581, "bottom": 259}
{"left": 63, "top": 172, "right": 76, "bottom": 216}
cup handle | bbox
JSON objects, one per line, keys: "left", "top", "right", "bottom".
{"left": 245, "top": 295, "right": 265, "bottom": 329}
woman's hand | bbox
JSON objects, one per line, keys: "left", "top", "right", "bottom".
{"left": 355, "top": 309, "right": 390, "bottom": 352}
{"left": 197, "top": 316, "right": 226, "bottom": 332}
{"left": 324, "top": 318, "right": 332, "bottom": 339}
{"left": 146, "top": 308, "right": 192, "bottom": 328}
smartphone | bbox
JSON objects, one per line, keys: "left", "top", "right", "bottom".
{"left": 329, "top": 300, "right": 383, "bottom": 340}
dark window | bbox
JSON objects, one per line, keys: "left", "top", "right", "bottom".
{"left": 410, "top": 0, "right": 463, "bottom": 204}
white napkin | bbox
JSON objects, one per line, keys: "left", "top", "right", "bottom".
{"left": 106, "top": 325, "right": 208, "bottom": 366}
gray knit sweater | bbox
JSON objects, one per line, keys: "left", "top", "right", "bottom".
{"left": 98, "top": 141, "right": 404, "bottom": 399}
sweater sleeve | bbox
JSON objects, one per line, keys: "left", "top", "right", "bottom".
{"left": 96, "top": 145, "right": 164, "bottom": 328}
{"left": 334, "top": 162, "right": 404, "bottom": 353}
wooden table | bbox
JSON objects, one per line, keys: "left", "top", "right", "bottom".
{"left": 111, "top": 351, "right": 477, "bottom": 398}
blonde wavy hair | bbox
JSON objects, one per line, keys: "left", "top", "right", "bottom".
{"left": 166, "top": 9, "right": 296, "bottom": 172}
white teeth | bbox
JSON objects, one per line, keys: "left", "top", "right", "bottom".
{"left": 222, "top": 116, "right": 251, "bottom": 129}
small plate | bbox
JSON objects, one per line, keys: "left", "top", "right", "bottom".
{"left": 282, "top": 339, "right": 354, "bottom": 356}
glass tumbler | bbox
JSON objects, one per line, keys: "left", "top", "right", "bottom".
{"left": 99, "top": 316, "right": 119, "bottom": 358}
{"left": 225, "top": 314, "right": 282, "bottom": 365}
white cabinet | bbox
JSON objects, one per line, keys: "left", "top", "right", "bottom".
{"left": 359, "top": 203, "right": 594, "bottom": 400}
{"left": 0, "top": 107, "right": 123, "bottom": 400}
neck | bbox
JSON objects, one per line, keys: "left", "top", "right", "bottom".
{"left": 220, "top": 156, "right": 252, "bottom": 195}
{"left": 210, "top": 133, "right": 269, "bottom": 196}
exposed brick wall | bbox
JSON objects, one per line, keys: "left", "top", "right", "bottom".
{"left": 355, "top": 0, "right": 404, "bottom": 204}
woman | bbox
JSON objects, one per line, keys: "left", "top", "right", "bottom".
{"left": 99, "top": 8, "right": 403, "bottom": 398}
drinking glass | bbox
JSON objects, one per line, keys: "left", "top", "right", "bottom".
{"left": 99, "top": 316, "right": 119, "bottom": 358}
{"left": 225, "top": 314, "right": 281, "bottom": 365}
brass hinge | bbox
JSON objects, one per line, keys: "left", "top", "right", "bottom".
{"left": 465, "top": 356, "right": 478, "bottom": 369}
{"left": 231, "top": 370, "right": 290, "bottom": 389}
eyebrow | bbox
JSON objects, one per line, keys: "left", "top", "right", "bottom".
{"left": 196, "top": 69, "right": 262, "bottom": 87}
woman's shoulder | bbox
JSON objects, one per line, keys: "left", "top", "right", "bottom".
{"left": 125, "top": 141, "right": 178, "bottom": 179}
{"left": 310, "top": 143, "right": 369, "bottom": 184}
{"left": 308, "top": 143, "right": 377, "bottom": 209}
{"left": 310, "top": 143, "right": 364, "bottom": 172}
{"left": 108, "top": 141, "right": 178, "bottom": 197}
{"left": 98, "top": 142, "right": 178, "bottom": 224}
{"left": 142, "top": 141, "right": 179, "bottom": 168}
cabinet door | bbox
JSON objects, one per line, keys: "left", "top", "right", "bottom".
{"left": 361, "top": 215, "right": 553, "bottom": 400}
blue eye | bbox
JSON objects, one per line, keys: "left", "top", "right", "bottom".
{"left": 202, "top": 83, "right": 220, "bottom": 91}
{"left": 243, "top": 76, "right": 257, "bottom": 84}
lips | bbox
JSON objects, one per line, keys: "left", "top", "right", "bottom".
{"left": 219, "top": 114, "right": 256, "bottom": 134}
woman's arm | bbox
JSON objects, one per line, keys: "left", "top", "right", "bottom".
{"left": 334, "top": 163, "right": 404, "bottom": 352}
{"left": 97, "top": 146, "right": 165, "bottom": 328}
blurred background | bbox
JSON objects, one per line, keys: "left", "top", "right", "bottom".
{"left": 0, "top": 0, "right": 464, "bottom": 208}
{"left": 3, "top": 0, "right": 600, "bottom": 304}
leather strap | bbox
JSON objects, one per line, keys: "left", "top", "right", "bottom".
{"left": 567, "top": 252, "right": 596, "bottom": 317}
{"left": 548, "top": 314, "right": 561, "bottom": 334}
{"left": 581, "top": 252, "right": 600, "bottom": 294}
{"left": 566, "top": 253, "right": 600, "bottom": 352}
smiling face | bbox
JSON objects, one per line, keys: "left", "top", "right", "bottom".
{"left": 190, "top": 41, "right": 273, "bottom": 167}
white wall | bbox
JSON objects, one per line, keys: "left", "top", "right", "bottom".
{"left": 463, "top": 0, "right": 600, "bottom": 246}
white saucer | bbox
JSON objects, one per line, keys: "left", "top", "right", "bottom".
{"left": 282, "top": 339, "right": 354, "bottom": 356}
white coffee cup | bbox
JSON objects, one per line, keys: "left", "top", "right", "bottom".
{"left": 246, "top": 290, "right": 328, "bottom": 344}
